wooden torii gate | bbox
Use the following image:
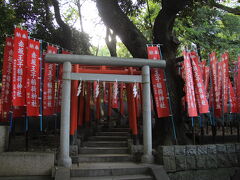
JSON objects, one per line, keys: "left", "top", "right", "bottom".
{"left": 45, "top": 54, "right": 166, "bottom": 167}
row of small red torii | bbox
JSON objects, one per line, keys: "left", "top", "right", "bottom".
{"left": 1, "top": 27, "right": 240, "bottom": 136}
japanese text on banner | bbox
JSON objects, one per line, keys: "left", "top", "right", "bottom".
{"left": 147, "top": 46, "right": 170, "bottom": 118}
{"left": 190, "top": 51, "right": 209, "bottom": 114}
{"left": 1, "top": 37, "right": 14, "bottom": 121}
{"left": 26, "top": 39, "right": 40, "bottom": 116}
{"left": 183, "top": 51, "right": 198, "bottom": 117}
{"left": 43, "top": 45, "right": 57, "bottom": 115}
{"left": 12, "top": 28, "right": 28, "bottom": 106}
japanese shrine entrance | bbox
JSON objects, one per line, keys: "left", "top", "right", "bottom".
{"left": 45, "top": 54, "right": 166, "bottom": 167}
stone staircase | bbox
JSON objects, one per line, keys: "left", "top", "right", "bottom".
{"left": 70, "top": 127, "right": 155, "bottom": 180}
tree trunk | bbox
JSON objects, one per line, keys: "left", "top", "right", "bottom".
{"left": 152, "top": 0, "right": 190, "bottom": 145}
{"left": 51, "top": 0, "right": 72, "bottom": 49}
{"left": 96, "top": 0, "right": 191, "bottom": 145}
{"left": 76, "top": 0, "right": 84, "bottom": 32}
{"left": 105, "top": 27, "right": 117, "bottom": 57}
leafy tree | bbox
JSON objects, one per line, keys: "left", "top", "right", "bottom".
{"left": 96, "top": 0, "right": 240, "bottom": 145}
{"left": 1, "top": 0, "right": 91, "bottom": 54}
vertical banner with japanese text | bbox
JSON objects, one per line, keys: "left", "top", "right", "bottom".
{"left": 1, "top": 37, "right": 14, "bottom": 121}
{"left": 26, "top": 39, "right": 40, "bottom": 116}
{"left": 221, "top": 53, "right": 230, "bottom": 113}
{"left": 190, "top": 51, "right": 209, "bottom": 114}
{"left": 12, "top": 28, "right": 28, "bottom": 106}
{"left": 229, "top": 79, "right": 237, "bottom": 113}
{"left": 147, "top": 46, "right": 170, "bottom": 118}
{"left": 209, "top": 52, "right": 221, "bottom": 117}
{"left": 183, "top": 51, "right": 198, "bottom": 117}
{"left": 43, "top": 45, "right": 57, "bottom": 115}
{"left": 203, "top": 66, "right": 210, "bottom": 94}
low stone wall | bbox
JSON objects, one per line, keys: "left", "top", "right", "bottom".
{"left": 157, "top": 144, "right": 240, "bottom": 180}
{"left": 0, "top": 152, "right": 55, "bottom": 176}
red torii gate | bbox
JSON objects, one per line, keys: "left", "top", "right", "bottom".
{"left": 70, "top": 65, "right": 141, "bottom": 138}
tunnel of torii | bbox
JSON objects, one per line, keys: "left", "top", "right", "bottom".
{"left": 45, "top": 54, "right": 166, "bottom": 167}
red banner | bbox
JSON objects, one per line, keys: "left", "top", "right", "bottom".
{"left": 209, "top": 52, "right": 221, "bottom": 117}
{"left": 229, "top": 79, "right": 237, "bottom": 113}
{"left": 12, "top": 28, "right": 28, "bottom": 106}
{"left": 43, "top": 46, "right": 57, "bottom": 115}
{"left": 112, "top": 81, "right": 118, "bottom": 108}
{"left": 217, "top": 61, "right": 223, "bottom": 113}
{"left": 221, "top": 53, "right": 229, "bottom": 113}
{"left": 147, "top": 46, "right": 170, "bottom": 118}
{"left": 190, "top": 52, "right": 209, "bottom": 114}
{"left": 26, "top": 39, "right": 40, "bottom": 116}
{"left": 13, "top": 106, "right": 25, "bottom": 118}
{"left": 183, "top": 51, "right": 198, "bottom": 117}
{"left": 1, "top": 37, "right": 14, "bottom": 121}
{"left": 237, "top": 56, "right": 240, "bottom": 113}
{"left": 203, "top": 66, "right": 210, "bottom": 94}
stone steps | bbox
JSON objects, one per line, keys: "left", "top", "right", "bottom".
{"left": 83, "top": 141, "right": 127, "bottom": 147}
{"left": 96, "top": 132, "right": 130, "bottom": 136}
{"left": 70, "top": 163, "right": 151, "bottom": 177}
{"left": 79, "top": 147, "right": 129, "bottom": 154}
{"left": 72, "top": 154, "right": 133, "bottom": 163}
{"left": 71, "top": 174, "right": 153, "bottom": 180}
{"left": 101, "top": 128, "right": 130, "bottom": 132}
{"left": 88, "top": 136, "right": 128, "bottom": 141}
{"left": 70, "top": 127, "right": 154, "bottom": 180}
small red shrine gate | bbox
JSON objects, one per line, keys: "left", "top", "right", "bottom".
{"left": 45, "top": 54, "right": 166, "bottom": 167}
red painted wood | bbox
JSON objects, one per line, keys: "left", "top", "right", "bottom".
{"left": 70, "top": 65, "right": 79, "bottom": 135}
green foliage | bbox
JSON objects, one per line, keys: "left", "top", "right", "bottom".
{"left": 90, "top": 45, "right": 110, "bottom": 57}
{"left": 175, "top": 5, "right": 240, "bottom": 61}
{"left": 130, "top": 0, "right": 160, "bottom": 42}
{"left": 117, "top": 42, "right": 132, "bottom": 58}
{"left": 0, "top": 2, "right": 22, "bottom": 67}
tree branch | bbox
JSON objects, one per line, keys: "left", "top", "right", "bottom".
{"left": 51, "top": 0, "right": 72, "bottom": 49}
{"left": 105, "top": 27, "right": 117, "bottom": 57}
{"left": 96, "top": 0, "right": 148, "bottom": 58}
{"left": 210, "top": 0, "right": 240, "bottom": 15}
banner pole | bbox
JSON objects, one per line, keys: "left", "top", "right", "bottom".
{"left": 191, "top": 117, "right": 195, "bottom": 144}
{"left": 199, "top": 115, "right": 204, "bottom": 144}
{"left": 8, "top": 111, "right": 13, "bottom": 151}
{"left": 25, "top": 115, "right": 29, "bottom": 151}
{"left": 237, "top": 114, "right": 240, "bottom": 142}
{"left": 39, "top": 40, "right": 43, "bottom": 132}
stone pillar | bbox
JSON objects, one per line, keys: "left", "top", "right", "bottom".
{"left": 58, "top": 61, "right": 72, "bottom": 167}
{"left": 141, "top": 65, "right": 154, "bottom": 163}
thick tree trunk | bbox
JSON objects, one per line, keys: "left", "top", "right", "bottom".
{"left": 153, "top": 0, "right": 190, "bottom": 145}
{"left": 96, "top": 0, "right": 191, "bottom": 145}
